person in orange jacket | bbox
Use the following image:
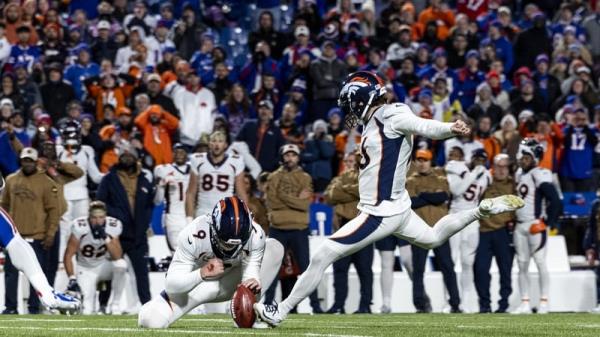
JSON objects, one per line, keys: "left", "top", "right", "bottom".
{"left": 417, "top": 0, "right": 455, "bottom": 42}
{"left": 85, "top": 72, "right": 135, "bottom": 122}
{"left": 99, "top": 107, "right": 135, "bottom": 172}
{"left": 134, "top": 104, "right": 179, "bottom": 165}
{"left": 474, "top": 115, "right": 501, "bottom": 165}
{"left": 518, "top": 113, "right": 564, "bottom": 172}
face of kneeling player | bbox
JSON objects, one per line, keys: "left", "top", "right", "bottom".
{"left": 519, "top": 153, "right": 535, "bottom": 171}
{"left": 209, "top": 133, "right": 227, "bottom": 158}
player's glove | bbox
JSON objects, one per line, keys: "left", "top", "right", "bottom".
{"left": 91, "top": 225, "right": 107, "bottom": 240}
{"left": 66, "top": 278, "right": 81, "bottom": 294}
{"left": 529, "top": 218, "right": 547, "bottom": 235}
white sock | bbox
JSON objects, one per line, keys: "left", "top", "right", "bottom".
{"left": 379, "top": 250, "right": 395, "bottom": 308}
{"left": 6, "top": 235, "right": 55, "bottom": 303}
{"left": 259, "top": 239, "right": 284, "bottom": 299}
{"left": 279, "top": 244, "right": 340, "bottom": 316}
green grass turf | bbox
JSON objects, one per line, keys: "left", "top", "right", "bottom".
{"left": 0, "top": 313, "right": 599, "bottom": 337}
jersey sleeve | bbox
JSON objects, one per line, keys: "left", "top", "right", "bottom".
{"left": 166, "top": 221, "right": 204, "bottom": 294}
{"left": 532, "top": 168, "right": 553, "bottom": 188}
{"left": 384, "top": 103, "right": 454, "bottom": 139}
{"left": 106, "top": 217, "right": 122, "bottom": 238}
{"left": 232, "top": 155, "right": 245, "bottom": 176}
{"left": 70, "top": 217, "right": 89, "bottom": 240}
{"left": 242, "top": 223, "right": 266, "bottom": 282}
{"left": 189, "top": 153, "right": 205, "bottom": 175}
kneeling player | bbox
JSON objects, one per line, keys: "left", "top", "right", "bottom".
{"left": 0, "top": 173, "right": 80, "bottom": 312}
{"left": 63, "top": 201, "right": 127, "bottom": 315}
{"left": 138, "top": 196, "right": 283, "bottom": 329}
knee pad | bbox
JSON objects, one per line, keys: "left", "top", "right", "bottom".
{"left": 138, "top": 299, "right": 170, "bottom": 329}
{"left": 112, "top": 258, "right": 128, "bottom": 273}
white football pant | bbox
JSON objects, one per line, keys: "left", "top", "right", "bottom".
{"left": 449, "top": 220, "right": 479, "bottom": 312}
{"left": 60, "top": 199, "right": 90, "bottom": 262}
{"left": 513, "top": 221, "right": 549, "bottom": 301}
{"left": 164, "top": 213, "right": 187, "bottom": 252}
{"left": 78, "top": 259, "right": 127, "bottom": 315}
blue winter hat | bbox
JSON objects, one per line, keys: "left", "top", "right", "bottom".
{"left": 433, "top": 47, "right": 447, "bottom": 58}
{"left": 419, "top": 88, "right": 433, "bottom": 99}
{"left": 328, "top": 107, "right": 343, "bottom": 120}
{"left": 466, "top": 49, "right": 480, "bottom": 59}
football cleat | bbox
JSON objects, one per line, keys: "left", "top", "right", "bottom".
{"left": 590, "top": 304, "right": 600, "bottom": 314}
{"left": 510, "top": 301, "right": 532, "bottom": 315}
{"left": 537, "top": 300, "right": 549, "bottom": 314}
{"left": 380, "top": 305, "right": 391, "bottom": 314}
{"left": 479, "top": 195, "right": 524, "bottom": 218}
{"left": 254, "top": 302, "right": 283, "bottom": 327}
{"left": 42, "top": 291, "right": 81, "bottom": 313}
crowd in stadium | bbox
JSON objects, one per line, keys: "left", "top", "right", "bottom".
{"left": 1, "top": 0, "right": 600, "bottom": 316}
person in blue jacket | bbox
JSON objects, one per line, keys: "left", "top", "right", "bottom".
{"left": 302, "top": 119, "right": 335, "bottom": 192}
{"left": 96, "top": 145, "right": 155, "bottom": 305}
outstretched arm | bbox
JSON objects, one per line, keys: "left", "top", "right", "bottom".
{"left": 535, "top": 182, "right": 561, "bottom": 229}
{"left": 386, "top": 104, "right": 470, "bottom": 139}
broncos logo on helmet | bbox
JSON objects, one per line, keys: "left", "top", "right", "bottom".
{"left": 517, "top": 138, "right": 544, "bottom": 164}
{"left": 338, "top": 71, "right": 387, "bottom": 128}
{"left": 209, "top": 196, "right": 253, "bottom": 259}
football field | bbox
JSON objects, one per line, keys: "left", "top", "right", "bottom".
{"left": 0, "top": 313, "right": 600, "bottom": 337}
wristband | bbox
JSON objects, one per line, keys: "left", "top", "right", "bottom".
{"left": 105, "top": 237, "right": 112, "bottom": 244}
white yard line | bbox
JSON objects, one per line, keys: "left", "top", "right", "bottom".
{"left": 0, "top": 326, "right": 374, "bottom": 337}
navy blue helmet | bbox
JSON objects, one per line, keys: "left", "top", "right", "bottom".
{"left": 210, "top": 196, "right": 253, "bottom": 259}
{"left": 517, "top": 138, "right": 544, "bottom": 164}
{"left": 338, "top": 71, "right": 387, "bottom": 128}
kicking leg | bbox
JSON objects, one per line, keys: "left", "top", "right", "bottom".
{"left": 255, "top": 212, "right": 406, "bottom": 326}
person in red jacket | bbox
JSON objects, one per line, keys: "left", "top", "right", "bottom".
{"left": 134, "top": 104, "right": 178, "bottom": 165}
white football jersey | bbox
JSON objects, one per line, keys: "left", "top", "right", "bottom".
{"left": 154, "top": 163, "right": 192, "bottom": 215}
{"left": 446, "top": 161, "right": 491, "bottom": 212}
{"left": 357, "top": 103, "right": 454, "bottom": 216}
{"left": 57, "top": 145, "right": 104, "bottom": 201}
{"left": 515, "top": 167, "right": 553, "bottom": 223}
{"left": 190, "top": 153, "right": 245, "bottom": 217}
{"left": 71, "top": 216, "right": 122, "bottom": 268}
{"left": 170, "top": 215, "right": 265, "bottom": 283}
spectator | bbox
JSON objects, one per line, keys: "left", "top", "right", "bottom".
{"left": 493, "top": 114, "right": 521, "bottom": 160}
{"left": 386, "top": 25, "right": 418, "bottom": 65}
{"left": 474, "top": 115, "right": 501, "bottom": 163}
{"left": 468, "top": 83, "right": 503, "bottom": 126}
{"left": 0, "top": 23, "right": 11, "bottom": 66}
{"left": 145, "top": 73, "right": 179, "bottom": 118}
{"left": 40, "top": 23, "right": 68, "bottom": 66}
{"left": 250, "top": 71, "right": 280, "bottom": 112}
{"left": 80, "top": 114, "right": 102, "bottom": 156}
{"left": 144, "top": 20, "right": 175, "bottom": 67}
{"left": 302, "top": 119, "right": 336, "bottom": 192}
{"left": 474, "top": 154, "right": 515, "bottom": 313}
{"left": 4, "top": 3, "right": 39, "bottom": 45}
{"left": 242, "top": 171, "right": 269, "bottom": 234}
{"left": 309, "top": 40, "right": 348, "bottom": 122}
{"left": 1, "top": 148, "right": 61, "bottom": 314}
{"left": 237, "top": 100, "right": 285, "bottom": 173}
{"left": 90, "top": 20, "right": 119, "bottom": 64}
{"left": 64, "top": 45, "right": 101, "bottom": 100}
{"left": 582, "top": 1, "right": 600, "bottom": 61}
{"left": 264, "top": 143, "right": 322, "bottom": 313}
{"left": 239, "top": 41, "right": 279, "bottom": 94}
{"left": 96, "top": 145, "right": 154, "bottom": 305}
{"left": 206, "top": 62, "right": 234, "bottom": 105}
{"left": 172, "top": 6, "right": 204, "bottom": 61}
{"left": 532, "top": 55, "right": 561, "bottom": 111}
{"left": 249, "top": 11, "right": 286, "bottom": 60}
{"left": 276, "top": 102, "right": 304, "bottom": 147}
{"left": 14, "top": 63, "right": 42, "bottom": 115}
{"left": 7, "top": 25, "right": 40, "bottom": 73}
{"left": 323, "top": 151, "right": 373, "bottom": 314}
{"left": 407, "top": 149, "right": 460, "bottom": 313}
{"left": 219, "top": 84, "right": 255, "bottom": 138}
{"left": 487, "top": 22, "right": 514, "bottom": 73}
{"left": 514, "top": 13, "right": 552, "bottom": 70}
{"left": 0, "top": 110, "right": 31, "bottom": 175}
{"left": 510, "top": 79, "right": 546, "bottom": 116}
{"left": 40, "top": 63, "right": 77, "bottom": 123}
{"left": 446, "top": 32, "right": 469, "bottom": 69}
{"left": 0, "top": 75, "right": 26, "bottom": 117}
{"left": 418, "top": 0, "right": 455, "bottom": 42}
{"left": 456, "top": 50, "right": 485, "bottom": 109}
{"left": 518, "top": 113, "right": 564, "bottom": 172}
{"left": 560, "top": 106, "right": 598, "bottom": 191}
{"left": 85, "top": 72, "right": 134, "bottom": 122}
{"left": 169, "top": 70, "right": 216, "bottom": 149}
{"left": 134, "top": 105, "right": 179, "bottom": 166}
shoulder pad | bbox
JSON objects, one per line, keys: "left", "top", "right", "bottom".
{"left": 445, "top": 160, "right": 468, "bottom": 175}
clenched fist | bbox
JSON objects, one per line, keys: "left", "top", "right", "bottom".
{"left": 451, "top": 120, "right": 471, "bottom": 136}
{"left": 201, "top": 258, "right": 225, "bottom": 280}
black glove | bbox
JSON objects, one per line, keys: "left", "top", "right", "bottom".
{"left": 67, "top": 278, "right": 81, "bottom": 293}
{"left": 91, "top": 225, "right": 107, "bottom": 240}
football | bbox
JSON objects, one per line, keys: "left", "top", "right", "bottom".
{"left": 230, "top": 284, "right": 256, "bottom": 328}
